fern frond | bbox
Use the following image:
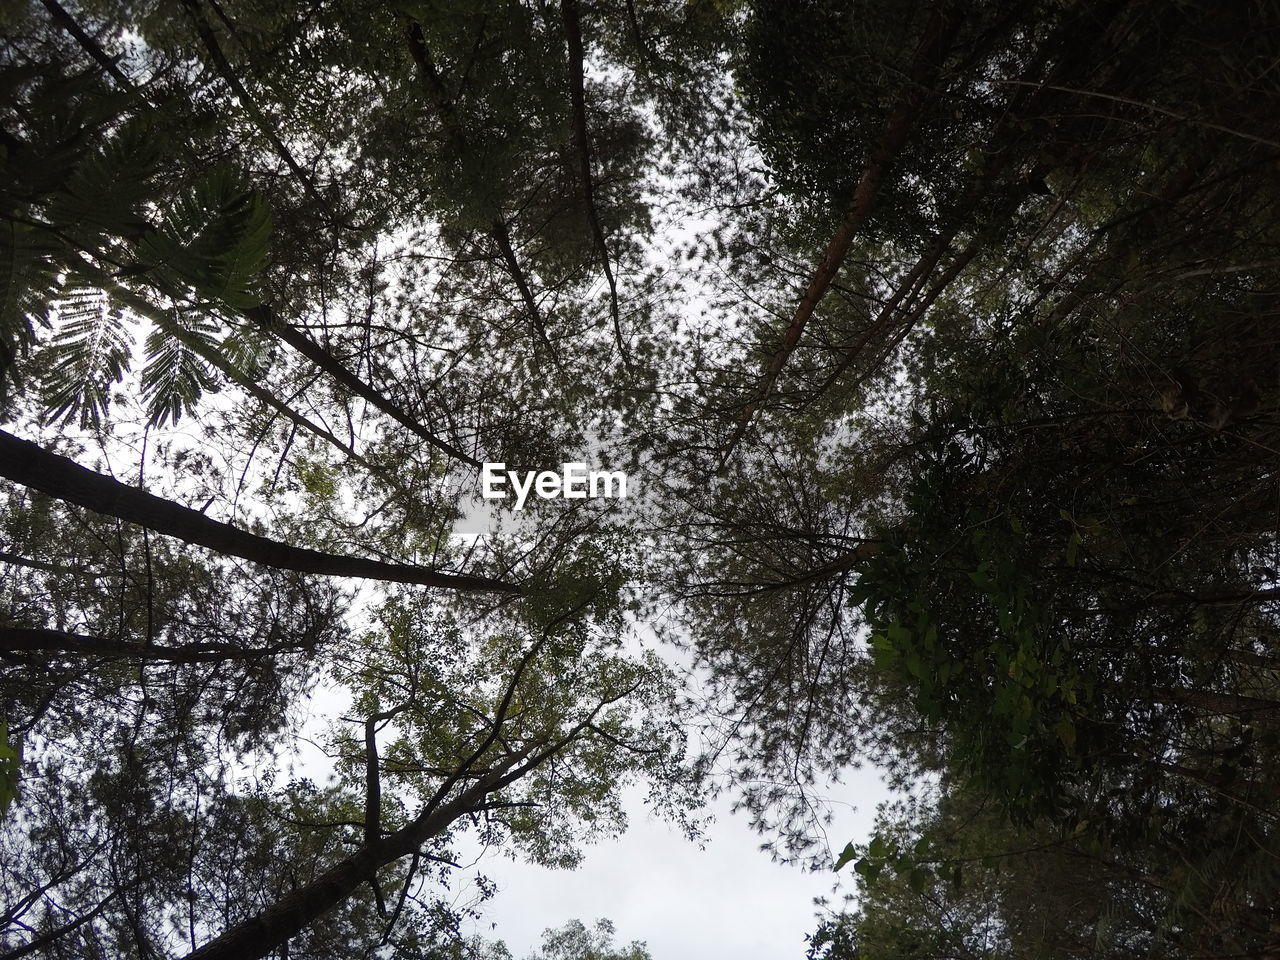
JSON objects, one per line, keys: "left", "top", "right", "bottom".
{"left": 42, "top": 289, "right": 133, "bottom": 427}
{"left": 43, "top": 119, "right": 159, "bottom": 242}
{"left": 219, "top": 326, "right": 273, "bottom": 380}
{"left": 0, "top": 219, "right": 60, "bottom": 393}
{"left": 141, "top": 307, "right": 219, "bottom": 426}
{"left": 141, "top": 167, "right": 272, "bottom": 310}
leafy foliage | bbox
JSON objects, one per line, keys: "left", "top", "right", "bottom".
{"left": 2, "top": 67, "right": 273, "bottom": 425}
{"left": 0, "top": 722, "right": 19, "bottom": 817}
{"left": 4, "top": 0, "right": 1280, "bottom": 957}
{"left": 526, "top": 918, "right": 651, "bottom": 960}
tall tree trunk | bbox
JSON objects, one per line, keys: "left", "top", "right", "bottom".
{"left": 0, "top": 430, "right": 519, "bottom": 594}
{"left": 0, "top": 627, "right": 301, "bottom": 662}
{"left": 720, "top": 0, "right": 962, "bottom": 466}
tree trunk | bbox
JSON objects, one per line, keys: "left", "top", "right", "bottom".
{"left": 0, "top": 430, "right": 518, "bottom": 594}
{"left": 721, "top": 0, "right": 962, "bottom": 465}
{"left": 182, "top": 768, "right": 508, "bottom": 960}
{"left": 0, "top": 627, "right": 300, "bottom": 663}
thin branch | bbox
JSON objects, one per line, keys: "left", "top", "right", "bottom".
{"left": 177, "top": 0, "right": 341, "bottom": 223}
{"left": 992, "top": 79, "right": 1280, "bottom": 151}
{"left": 39, "top": 0, "right": 137, "bottom": 93}
{"left": 246, "top": 305, "right": 480, "bottom": 468}
{"left": 403, "top": 18, "right": 562, "bottom": 370}
{"left": 0, "top": 627, "right": 308, "bottom": 662}
{"left": 559, "top": 0, "right": 629, "bottom": 367}
{"left": 379, "top": 852, "right": 418, "bottom": 945}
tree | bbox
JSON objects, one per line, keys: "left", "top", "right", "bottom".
{"left": 813, "top": 786, "right": 1175, "bottom": 960}
{"left": 1, "top": 524, "right": 698, "bottom": 959}
{"left": 2, "top": 2, "right": 709, "bottom": 954}
{"left": 526, "top": 918, "right": 651, "bottom": 960}
{"left": 6, "top": 0, "right": 1280, "bottom": 956}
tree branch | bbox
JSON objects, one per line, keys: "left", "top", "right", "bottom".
{"left": 559, "top": 0, "right": 629, "bottom": 367}
{"left": 403, "top": 18, "right": 561, "bottom": 370}
{"left": 364, "top": 704, "right": 409, "bottom": 847}
{"left": 246, "top": 305, "right": 480, "bottom": 468}
{"left": 39, "top": 0, "right": 137, "bottom": 93}
{"left": 0, "top": 626, "right": 309, "bottom": 662}
{"left": 0, "top": 430, "right": 518, "bottom": 594}
{"left": 177, "top": 0, "right": 341, "bottom": 224}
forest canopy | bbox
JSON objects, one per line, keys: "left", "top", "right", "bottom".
{"left": 3, "top": 0, "right": 1280, "bottom": 957}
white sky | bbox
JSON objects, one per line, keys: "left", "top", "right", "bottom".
{"left": 471, "top": 769, "right": 888, "bottom": 959}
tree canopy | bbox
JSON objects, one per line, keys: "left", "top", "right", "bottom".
{"left": 3, "top": 0, "right": 1280, "bottom": 957}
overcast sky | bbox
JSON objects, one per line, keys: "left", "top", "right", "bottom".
{"left": 462, "top": 768, "right": 890, "bottom": 959}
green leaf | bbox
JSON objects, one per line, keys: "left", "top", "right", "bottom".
{"left": 140, "top": 167, "right": 272, "bottom": 310}
{"left": 45, "top": 119, "right": 159, "bottom": 239}
{"left": 43, "top": 290, "right": 134, "bottom": 427}
{"left": 141, "top": 309, "right": 220, "bottom": 426}
{"left": 833, "top": 842, "right": 858, "bottom": 872}
{"left": 0, "top": 722, "right": 22, "bottom": 817}
{"left": 0, "top": 219, "right": 60, "bottom": 394}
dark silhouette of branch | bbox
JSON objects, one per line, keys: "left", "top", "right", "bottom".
{"left": 39, "top": 0, "right": 137, "bottom": 93}
{"left": 247, "top": 305, "right": 479, "bottom": 468}
{"left": 0, "top": 430, "right": 518, "bottom": 594}
{"left": 0, "top": 627, "right": 310, "bottom": 662}
{"left": 364, "top": 704, "right": 409, "bottom": 847}
{"left": 403, "top": 19, "right": 560, "bottom": 367}
{"left": 177, "top": 0, "right": 342, "bottom": 224}
{"left": 0, "top": 890, "right": 120, "bottom": 960}
{"left": 559, "top": 0, "right": 630, "bottom": 367}
{"left": 491, "top": 217, "right": 561, "bottom": 366}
